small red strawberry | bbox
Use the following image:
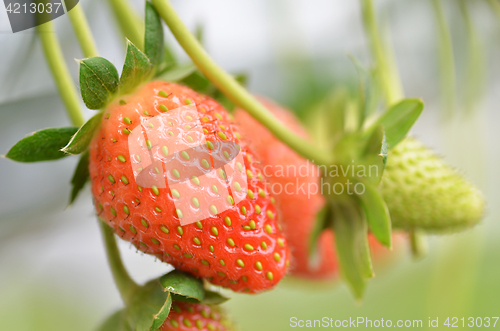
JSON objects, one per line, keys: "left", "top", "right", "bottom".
{"left": 90, "top": 81, "right": 289, "bottom": 293}
{"left": 161, "top": 302, "right": 235, "bottom": 331}
{"left": 234, "top": 98, "right": 398, "bottom": 280}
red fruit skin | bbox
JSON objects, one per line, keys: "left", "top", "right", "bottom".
{"left": 234, "top": 98, "right": 397, "bottom": 280}
{"left": 161, "top": 302, "right": 232, "bottom": 331}
{"left": 90, "top": 82, "right": 289, "bottom": 294}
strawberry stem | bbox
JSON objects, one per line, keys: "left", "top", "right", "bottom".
{"left": 37, "top": 21, "right": 85, "bottom": 126}
{"left": 430, "top": 0, "right": 456, "bottom": 118}
{"left": 67, "top": 3, "right": 99, "bottom": 58}
{"left": 100, "top": 221, "right": 140, "bottom": 303}
{"left": 107, "top": 0, "right": 144, "bottom": 50}
{"left": 360, "top": 0, "right": 403, "bottom": 105}
{"left": 151, "top": 0, "right": 334, "bottom": 167}
{"left": 409, "top": 229, "right": 428, "bottom": 261}
{"left": 487, "top": 0, "right": 500, "bottom": 21}
{"left": 42, "top": 5, "right": 141, "bottom": 303}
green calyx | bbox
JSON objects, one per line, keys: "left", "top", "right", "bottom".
{"left": 380, "top": 137, "right": 485, "bottom": 232}
{"left": 300, "top": 53, "right": 428, "bottom": 299}
{"left": 94, "top": 266, "right": 230, "bottom": 331}
{"left": 78, "top": 2, "right": 165, "bottom": 111}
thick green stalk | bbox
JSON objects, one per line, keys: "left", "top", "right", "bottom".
{"left": 37, "top": 21, "right": 85, "bottom": 126}
{"left": 42, "top": 7, "right": 140, "bottom": 303}
{"left": 360, "top": 0, "right": 403, "bottom": 106}
{"left": 107, "top": 0, "right": 144, "bottom": 49}
{"left": 100, "top": 221, "right": 140, "bottom": 303}
{"left": 487, "top": 0, "right": 500, "bottom": 21}
{"left": 459, "top": 0, "right": 484, "bottom": 114}
{"left": 67, "top": 3, "right": 98, "bottom": 58}
{"left": 152, "top": 0, "right": 333, "bottom": 166}
{"left": 431, "top": 0, "right": 456, "bottom": 119}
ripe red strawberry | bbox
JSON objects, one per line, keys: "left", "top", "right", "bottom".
{"left": 161, "top": 302, "right": 235, "bottom": 331}
{"left": 90, "top": 81, "right": 289, "bottom": 293}
{"left": 234, "top": 98, "right": 397, "bottom": 280}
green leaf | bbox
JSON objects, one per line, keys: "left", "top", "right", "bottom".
{"left": 348, "top": 54, "right": 383, "bottom": 125}
{"left": 5, "top": 127, "right": 78, "bottom": 162}
{"left": 304, "top": 88, "right": 349, "bottom": 150}
{"left": 79, "top": 57, "right": 119, "bottom": 110}
{"left": 356, "top": 181, "right": 392, "bottom": 248}
{"left": 234, "top": 72, "right": 249, "bottom": 87}
{"left": 380, "top": 134, "right": 388, "bottom": 166}
{"left": 361, "top": 125, "right": 386, "bottom": 185}
{"left": 363, "top": 124, "right": 384, "bottom": 157}
{"left": 144, "top": 1, "right": 164, "bottom": 70}
{"left": 69, "top": 151, "right": 90, "bottom": 206}
{"left": 194, "top": 22, "right": 204, "bottom": 45}
{"left": 308, "top": 204, "right": 331, "bottom": 268}
{"left": 202, "top": 290, "right": 230, "bottom": 305}
{"left": 161, "top": 47, "right": 177, "bottom": 72}
{"left": 377, "top": 99, "right": 423, "bottom": 149}
{"left": 62, "top": 112, "right": 103, "bottom": 155}
{"left": 158, "top": 63, "right": 197, "bottom": 82}
{"left": 96, "top": 310, "right": 131, "bottom": 331}
{"left": 170, "top": 294, "right": 201, "bottom": 303}
{"left": 182, "top": 71, "right": 213, "bottom": 93}
{"left": 120, "top": 41, "right": 153, "bottom": 95}
{"left": 326, "top": 88, "right": 349, "bottom": 139}
{"left": 331, "top": 201, "right": 373, "bottom": 300}
{"left": 160, "top": 270, "right": 205, "bottom": 302}
{"left": 125, "top": 279, "right": 172, "bottom": 331}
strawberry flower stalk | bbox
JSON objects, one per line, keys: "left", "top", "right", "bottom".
{"left": 151, "top": 0, "right": 334, "bottom": 167}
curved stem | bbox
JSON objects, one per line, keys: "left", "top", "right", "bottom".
{"left": 107, "top": 0, "right": 144, "bottom": 50}
{"left": 67, "top": 3, "right": 99, "bottom": 58}
{"left": 431, "top": 0, "right": 456, "bottom": 119}
{"left": 152, "top": 0, "right": 333, "bottom": 166}
{"left": 360, "top": 0, "right": 403, "bottom": 106}
{"left": 487, "top": 0, "right": 500, "bottom": 23}
{"left": 37, "top": 21, "right": 85, "bottom": 126}
{"left": 459, "top": 0, "right": 484, "bottom": 114}
{"left": 409, "top": 229, "right": 428, "bottom": 261}
{"left": 100, "top": 221, "right": 140, "bottom": 303}
{"left": 43, "top": 8, "right": 140, "bottom": 303}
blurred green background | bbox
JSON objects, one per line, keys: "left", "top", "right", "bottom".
{"left": 1, "top": 0, "right": 499, "bottom": 330}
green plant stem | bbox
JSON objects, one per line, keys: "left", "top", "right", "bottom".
{"left": 459, "top": 0, "right": 484, "bottom": 114}
{"left": 360, "top": 0, "right": 403, "bottom": 106}
{"left": 37, "top": 21, "right": 85, "bottom": 126}
{"left": 67, "top": 3, "right": 99, "bottom": 58}
{"left": 58, "top": 6, "right": 140, "bottom": 303}
{"left": 100, "top": 221, "right": 140, "bottom": 303}
{"left": 107, "top": 0, "right": 144, "bottom": 50}
{"left": 152, "top": 0, "right": 333, "bottom": 166}
{"left": 487, "top": 0, "right": 500, "bottom": 21}
{"left": 409, "top": 229, "right": 428, "bottom": 261}
{"left": 431, "top": 0, "right": 456, "bottom": 119}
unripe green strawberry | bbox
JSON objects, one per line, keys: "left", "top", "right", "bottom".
{"left": 235, "top": 98, "right": 401, "bottom": 280}
{"left": 380, "top": 137, "right": 485, "bottom": 232}
{"left": 90, "top": 81, "right": 289, "bottom": 294}
{"left": 161, "top": 302, "right": 236, "bottom": 331}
